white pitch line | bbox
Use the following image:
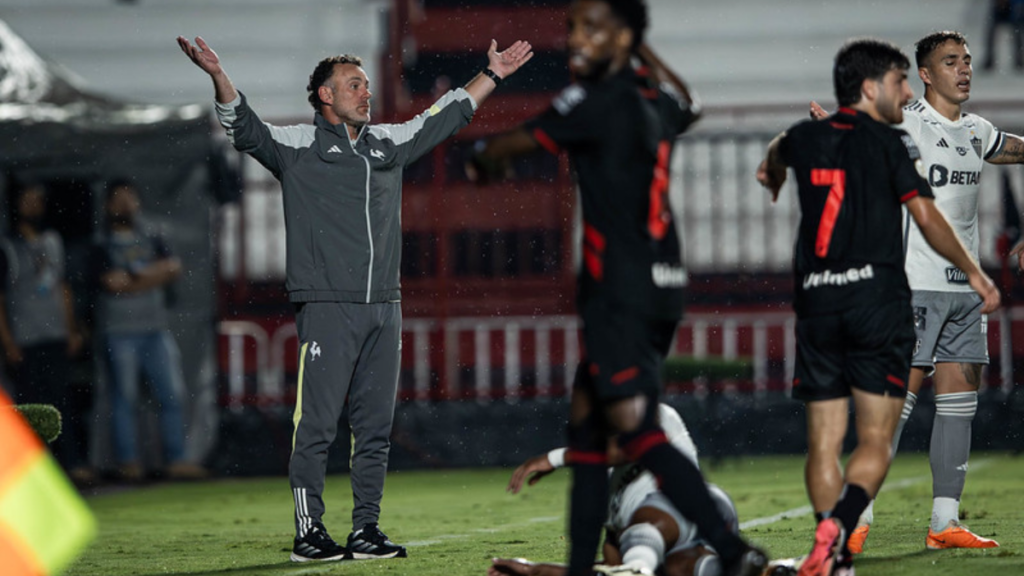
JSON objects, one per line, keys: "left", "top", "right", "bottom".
{"left": 406, "top": 516, "right": 563, "bottom": 548}
{"left": 739, "top": 458, "right": 992, "bottom": 531}
{"left": 740, "top": 504, "right": 815, "bottom": 530}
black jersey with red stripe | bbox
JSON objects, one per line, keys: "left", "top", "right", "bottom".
{"left": 779, "top": 108, "right": 933, "bottom": 316}
{"left": 524, "top": 65, "right": 698, "bottom": 319}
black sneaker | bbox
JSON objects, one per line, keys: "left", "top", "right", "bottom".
{"left": 290, "top": 523, "right": 347, "bottom": 562}
{"left": 346, "top": 522, "right": 407, "bottom": 559}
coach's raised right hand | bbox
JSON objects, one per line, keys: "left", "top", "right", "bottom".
{"left": 177, "top": 36, "right": 223, "bottom": 76}
{"left": 176, "top": 36, "right": 238, "bottom": 104}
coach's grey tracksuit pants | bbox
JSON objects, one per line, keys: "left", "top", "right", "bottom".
{"left": 290, "top": 302, "right": 401, "bottom": 538}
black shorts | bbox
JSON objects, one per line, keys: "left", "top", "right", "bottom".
{"left": 578, "top": 300, "right": 678, "bottom": 401}
{"left": 792, "top": 298, "right": 914, "bottom": 402}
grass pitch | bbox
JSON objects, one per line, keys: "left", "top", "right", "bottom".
{"left": 68, "top": 452, "right": 1023, "bottom": 576}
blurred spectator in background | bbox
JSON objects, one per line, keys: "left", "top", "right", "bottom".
{"left": 92, "top": 178, "right": 206, "bottom": 482}
{"left": 0, "top": 181, "right": 92, "bottom": 483}
{"left": 982, "top": 0, "right": 1024, "bottom": 71}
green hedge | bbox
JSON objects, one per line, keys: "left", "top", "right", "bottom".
{"left": 9, "top": 403, "right": 62, "bottom": 443}
{"left": 662, "top": 356, "right": 754, "bottom": 382}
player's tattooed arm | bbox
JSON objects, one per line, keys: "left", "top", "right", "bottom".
{"left": 985, "top": 133, "right": 1024, "bottom": 164}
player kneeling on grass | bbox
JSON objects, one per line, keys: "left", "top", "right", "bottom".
{"left": 489, "top": 405, "right": 742, "bottom": 576}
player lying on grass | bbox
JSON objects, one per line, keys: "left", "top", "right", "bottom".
{"left": 489, "top": 404, "right": 739, "bottom": 576}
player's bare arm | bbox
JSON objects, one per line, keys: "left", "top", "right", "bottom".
{"left": 506, "top": 454, "right": 556, "bottom": 494}
{"left": 464, "top": 40, "right": 534, "bottom": 107}
{"left": 176, "top": 36, "right": 238, "bottom": 104}
{"left": 636, "top": 43, "right": 702, "bottom": 117}
{"left": 1006, "top": 138, "right": 1024, "bottom": 271}
{"left": 467, "top": 128, "right": 539, "bottom": 184}
{"left": 1009, "top": 240, "right": 1024, "bottom": 271}
{"left": 757, "top": 132, "right": 788, "bottom": 201}
{"left": 985, "top": 132, "right": 1024, "bottom": 164}
{"left": 905, "top": 196, "right": 1001, "bottom": 313}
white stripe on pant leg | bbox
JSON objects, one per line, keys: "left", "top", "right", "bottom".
{"left": 295, "top": 487, "right": 311, "bottom": 537}
{"left": 294, "top": 488, "right": 304, "bottom": 537}
{"left": 301, "top": 488, "right": 310, "bottom": 535}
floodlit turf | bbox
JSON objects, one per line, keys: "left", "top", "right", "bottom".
{"left": 68, "top": 452, "right": 1023, "bottom": 576}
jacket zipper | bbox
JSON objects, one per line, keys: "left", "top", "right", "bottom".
{"left": 346, "top": 124, "right": 373, "bottom": 303}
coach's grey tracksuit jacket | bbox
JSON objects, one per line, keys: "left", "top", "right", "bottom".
{"left": 216, "top": 89, "right": 477, "bottom": 535}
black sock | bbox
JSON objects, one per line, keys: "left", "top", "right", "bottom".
{"left": 831, "top": 484, "right": 870, "bottom": 552}
{"left": 633, "top": 441, "right": 744, "bottom": 562}
{"left": 567, "top": 462, "right": 609, "bottom": 576}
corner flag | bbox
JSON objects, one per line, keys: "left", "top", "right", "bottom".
{"left": 0, "top": 388, "right": 95, "bottom": 575}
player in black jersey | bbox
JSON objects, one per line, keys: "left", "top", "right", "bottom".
{"left": 757, "top": 38, "right": 1000, "bottom": 576}
{"left": 472, "top": 2, "right": 767, "bottom": 576}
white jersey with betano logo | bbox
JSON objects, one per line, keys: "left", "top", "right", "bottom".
{"left": 900, "top": 98, "right": 1004, "bottom": 292}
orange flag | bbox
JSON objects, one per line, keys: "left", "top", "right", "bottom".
{"left": 0, "top": 388, "right": 95, "bottom": 575}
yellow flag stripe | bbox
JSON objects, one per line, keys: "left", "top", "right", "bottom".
{"left": 0, "top": 454, "right": 96, "bottom": 574}
{"left": 292, "top": 342, "right": 308, "bottom": 451}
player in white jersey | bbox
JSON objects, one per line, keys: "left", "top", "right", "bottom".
{"left": 489, "top": 404, "right": 738, "bottom": 576}
{"left": 814, "top": 30, "right": 1020, "bottom": 553}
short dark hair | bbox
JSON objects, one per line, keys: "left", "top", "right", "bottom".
{"left": 915, "top": 31, "right": 968, "bottom": 68}
{"left": 306, "top": 54, "right": 364, "bottom": 111}
{"left": 833, "top": 38, "right": 910, "bottom": 107}
{"left": 601, "top": 0, "right": 648, "bottom": 52}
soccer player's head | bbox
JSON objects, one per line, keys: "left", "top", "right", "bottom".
{"left": 307, "top": 54, "right": 372, "bottom": 126}
{"left": 833, "top": 38, "right": 913, "bottom": 124}
{"left": 915, "top": 31, "right": 972, "bottom": 105}
{"left": 567, "top": 0, "right": 648, "bottom": 80}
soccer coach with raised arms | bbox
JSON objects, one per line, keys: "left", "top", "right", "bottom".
{"left": 177, "top": 35, "right": 533, "bottom": 562}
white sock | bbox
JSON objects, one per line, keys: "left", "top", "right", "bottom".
{"left": 931, "top": 497, "right": 959, "bottom": 532}
{"left": 622, "top": 545, "right": 660, "bottom": 573}
{"left": 619, "top": 523, "right": 664, "bottom": 572}
{"left": 857, "top": 499, "right": 874, "bottom": 527}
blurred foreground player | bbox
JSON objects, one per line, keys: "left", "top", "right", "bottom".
{"left": 491, "top": 405, "right": 735, "bottom": 576}
{"left": 473, "top": 1, "right": 766, "bottom": 574}
{"left": 758, "top": 38, "right": 1000, "bottom": 576}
